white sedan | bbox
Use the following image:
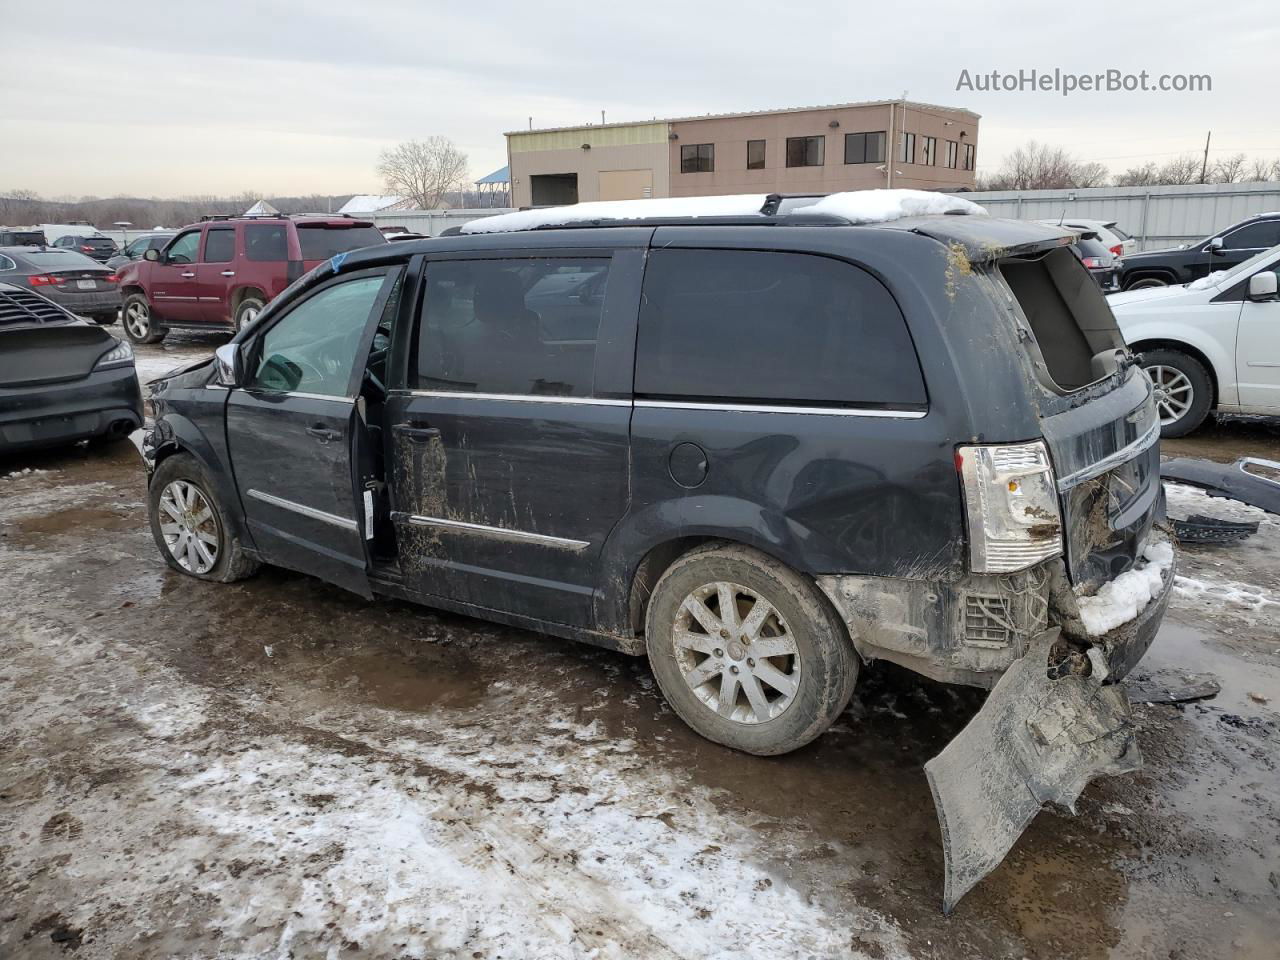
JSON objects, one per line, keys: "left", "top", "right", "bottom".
{"left": 1109, "top": 245, "right": 1280, "bottom": 436}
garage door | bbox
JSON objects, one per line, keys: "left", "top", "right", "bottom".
{"left": 598, "top": 169, "right": 653, "bottom": 201}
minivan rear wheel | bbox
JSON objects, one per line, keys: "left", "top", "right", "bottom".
{"left": 149, "top": 454, "right": 259, "bottom": 583}
{"left": 1141, "top": 348, "right": 1213, "bottom": 438}
{"left": 122, "top": 294, "right": 166, "bottom": 344}
{"left": 645, "top": 543, "right": 858, "bottom": 756}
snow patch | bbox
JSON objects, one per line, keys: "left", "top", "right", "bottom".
{"left": 462, "top": 188, "right": 985, "bottom": 234}
{"left": 1076, "top": 537, "right": 1175, "bottom": 636}
{"left": 1186, "top": 270, "right": 1231, "bottom": 291}
{"left": 1173, "top": 575, "right": 1279, "bottom": 612}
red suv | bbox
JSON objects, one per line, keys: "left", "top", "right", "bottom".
{"left": 116, "top": 215, "right": 386, "bottom": 343}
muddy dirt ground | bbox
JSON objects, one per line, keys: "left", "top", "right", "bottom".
{"left": 1, "top": 332, "right": 1278, "bottom": 959}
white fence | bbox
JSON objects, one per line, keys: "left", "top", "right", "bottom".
{"left": 965, "top": 181, "right": 1280, "bottom": 251}
{"left": 369, "top": 208, "right": 513, "bottom": 236}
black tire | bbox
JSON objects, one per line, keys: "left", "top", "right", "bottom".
{"left": 122, "top": 293, "right": 166, "bottom": 344}
{"left": 234, "top": 295, "right": 265, "bottom": 333}
{"left": 149, "top": 453, "right": 259, "bottom": 583}
{"left": 1141, "top": 348, "right": 1213, "bottom": 438}
{"left": 91, "top": 313, "right": 117, "bottom": 326}
{"left": 645, "top": 543, "right": 858, "bottom": 756}
{"left": 1126, "top": 276, "right": 1168, "bottom": 291}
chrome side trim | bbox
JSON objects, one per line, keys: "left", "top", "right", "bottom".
{"left": 1055, "top": 421, "right": 1161, "bottom": 491}
{"left": 247, "top": 489, "right": 359, "bottom": 531}
{"left": 406, "top": 514, "right": 590, "bottom": 551}
{"left": 635, "top": 399, "right": 928, "bottom": 419}
{"left": 243, "top": 389, "right": 354, "bottom": 403}
{"left": 402, "top": 389, "right": 629, "bottom": 407}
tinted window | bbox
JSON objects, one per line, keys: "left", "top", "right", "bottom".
{"left": 0, "top": 255, "right": 15, "bottom": 271}
{"left": 124, "top": 238, "right": 150, "bottom": 258}
{"left": 636, "top": 249, "right": 925, "bottom": 407}
{"left": 844, "top": 131, "right": 885, "bottom": 164}
{"left": 166, "top": 231, "right": 200, "bottom": 264}
{"left": 414, "top": 258, "right": 610, "bottom": 397}
{"left": 1223, "top": 220, "right": 1280, "bottom": 250}
{"left": 297, "top": 225, "right": 385, "bottom": 260}
{"left": 747, "top": 140, "right": 766, "bottom": 169}
{"left": 786, "top": 136, "right": 824, "bottom": 167}
{"left": 245, "top": 224, "right": 287, "bottom": 261}
{"left": 204, "top": 228, "right": 235, "bottom": 263}
{"left": 680, "top": 143, "right": 714, "bottom": 174}
{"left": 248, "top": 275, "right": 386, "bottom": 396}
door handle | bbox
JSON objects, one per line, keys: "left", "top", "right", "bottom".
{"left": 394, "top": 421, "right": 441, "bottom": 443}
{"left": 180, "top": 271, "right": 195, "bottom": 278}
{"left": 306, "top": 424, "right": 343, "bottom": 442}
{"left": 220, "top": 270, "right": 235, "bottom": 277}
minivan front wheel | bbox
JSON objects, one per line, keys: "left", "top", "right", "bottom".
{"left": 149, "top": 454, "right": 259, "bottom": 583}
{"left": 1141, "top": 348, "right": 1213, "bottom": 438}
{"left": 645, "top": 544, "right": 858, "bottom": 756}
{"left": 122, "top": 294, "right": 166, "bottom": 344}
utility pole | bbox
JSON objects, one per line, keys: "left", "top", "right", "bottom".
{"left": 1200, "top": 130, "right": 1211, "bottom": 184}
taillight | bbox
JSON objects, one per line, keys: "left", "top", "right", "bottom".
{"left": 1081, "top": 256, "right": 1103, "bottom": 269}
{"left": 28, "top": 275, "right": 64, "bottom": 286}
{"left": 81, "top": 245, "right": 94, "bottom": 252}
{"left": 1109, "top": 244, "right": 1123, "bottom": 257}
{"left": 957, "top": 441, "right": 1063, "bottom": 573}
{"left": 104, "top": 274, "right": 120, "bottom": 284}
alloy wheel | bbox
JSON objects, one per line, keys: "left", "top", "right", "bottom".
{"left": 125, "top": 301, "right": 150, "bottom": 340}
{"left": 1147, "top": 364, "right": 1194, "bottom": 426}
{"left": 158, "top": 480, "right": 220, "bottom": 574}
{"left": 672, "top": 581, "right": 801, "bottom": 724}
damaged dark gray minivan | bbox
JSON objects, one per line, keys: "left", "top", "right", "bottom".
{"left": 137, "top": 192, "right": 1174, "bottom": 909}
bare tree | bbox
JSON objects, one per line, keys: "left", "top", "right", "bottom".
{"left": 1114, "top": 162, "right": 1160, "bottom": 186}
{"left": 377, "top": 137, "right": 469, "bottom": 210}
{"left": 978, "top": 141, "right": 1113, "bottom": 190}
{"left": 1245, "top": 157, "right": 1276, "bottom": 183}
{"left": 1211, "top": 153, "right": 1248, "bottom": 184}
{"left": 1155, "top": 155, "right": 1202, "bottom": 185}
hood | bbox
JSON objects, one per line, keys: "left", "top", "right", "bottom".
{"left": 1107, "top": 284, "right": 1194, "bottom": 308}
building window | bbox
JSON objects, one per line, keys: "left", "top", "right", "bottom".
{"left": 785, "top": 136, "right": 825, "bottom": 167}
{"left": 944, "top": 140, "right": 958, "bottom": 169}
{"left": 747, "top": 139, "right": 766, "bottom": 170}
{"left": 680, "top": 143, "right": 714, "bottom": 173}
{"left": 899, "top": 132, "right": 916, "bottom": 164}
{"left": 843, "top": 131, "right": 886, "bottom": 164}
{"left": 921, "top": 136, "right": 937, "bottom": 166}
{"left": 963, "top": 142, "right": 975, "bottom": 171}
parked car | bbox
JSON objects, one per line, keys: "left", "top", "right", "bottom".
{"left": 1110, "top": 244, "right": 1280, "bottom": 436}
{"left": 1071, "top": 231, "right": 1122, "bottom": 290}
{"left": 0, "top": 247, "right": 122, "bottom": 324}
{"left": 138, "top": 194, "right": 1172, "bottom": 907}
{"left": 0, "top": 282, "right": 142, "bottom": 452}
{"left": 52, "top": 234, "right": 119, "bottom": 263}
{"left": 115, "top": 215, "right": 386, "bottom": 343}
{"left": 106, "top": 231, "right": 175, "bottom": 271}
{"left": 1039, "top": 217, "right": 1135, "bottom": 257}
{"left": 0, "top": 227, "right": 46, "bottom": 247}
{"left": 1117, "top": 211, "right": 1280, "bottom": 290}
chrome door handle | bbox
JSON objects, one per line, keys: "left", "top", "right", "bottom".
{"left": 220, "top": 270, "right": 235, "bottom": 277}
{"left": 180, "top": 272, "right": 195, "bottom": 278}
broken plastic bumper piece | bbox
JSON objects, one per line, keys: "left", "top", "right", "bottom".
{"left": 925, "top": 627, "right": 1142, "bottom": 913}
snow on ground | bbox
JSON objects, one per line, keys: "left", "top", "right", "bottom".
{"left": 132, "top": 351, "right": 209, "bottom": 385}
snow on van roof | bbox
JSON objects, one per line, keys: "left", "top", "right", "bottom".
{"left": 460, "top": 189, "right": 986, "bottom": 234}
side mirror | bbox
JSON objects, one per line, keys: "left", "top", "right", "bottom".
{"left": 143, "top": 248, "right": 159, "bottom": 262}
{"left": 1208, "top": 236, "right": 1225, "bottom": 254}
{"left": 1248, "top": 271, "right": 1279, "bottom": 302}
{"left": 214, "top": 343, "right": 241, "bottom": 387}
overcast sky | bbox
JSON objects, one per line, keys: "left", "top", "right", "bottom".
{"left": 3, "top": 0, "right": 1276, "bottom": 199}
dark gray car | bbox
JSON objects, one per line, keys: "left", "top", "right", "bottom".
{"left": 106, "top": 232, "right": 175, "bottom": 271}
{"left": 0, "top": 247, "right": 123, "bottom": 324}
{"left": 137, "top": 195, "right": 1173, "bottom": 909}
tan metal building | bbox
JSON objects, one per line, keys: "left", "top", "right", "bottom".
{"left": 506, "top": 100, "right": 979, "bottom": 208}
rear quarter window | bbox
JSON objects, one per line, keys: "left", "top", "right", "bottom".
{"left": 245, "top": 224, "right": 288, "bottom": 262}
{"left": 635, "top": 249, "right": 926, "bottom": 408}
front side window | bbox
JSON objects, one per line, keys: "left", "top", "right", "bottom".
{"left": 247, "top": 274, "right": 386, "bottom": 396}
{"left": 1222, "top": 221, "right": 1280, "bottom": 250}
{"left": 844, "top": 131, "right": 885, "bottom": 164}
{"left": 636, "top": 249, "right": 926, "bottom": 407}
{"left": 124, "top": 238, "right": 149, "bottom": 258}
{"left": 245, "top": 224, "right": 287, "bottom": 262}
{"left": 165, "top": 231, "right": 200, "bottom": 265}
{"left": 899, "top": 133, "right": 916, "bottom": 164}
{"left": 414, "top": 257, "right": 611, "bottom": 397}
{"left": 204, "top": 228, "right": 235, "bottom": 263}
{"left": 680, "top": 143, "right": 715, "bottom": 173}
{"left": 747, "top": 139, "right": 766, "bottom": 169}
{"left": 786, "top": 136, "right": 825, "bottom": 167}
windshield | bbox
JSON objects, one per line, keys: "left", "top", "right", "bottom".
{"left": 297, "top": 225, "right": 385, "bottom": 260}
{"left": 1186, "top": 244, "right": 1280, "bottom": 287}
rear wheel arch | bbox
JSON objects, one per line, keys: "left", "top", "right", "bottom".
{"left": 1122, "top": 269, "right": 1178, "bottom": 289}
{"left": 231, "top": 286, "right": 266, "bottom": 311}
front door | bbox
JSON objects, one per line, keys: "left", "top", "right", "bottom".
{"left": 226, "top": 268, "right": 395, "bottom": 596}
{"left": 149, "top": 228, "right": 204, "bottom": 323}
{"left": 1236, "top": 259, "right": 1280, "bottom": 412}
{"left": 384, "top": 252, "right": 638, "bottom": 626}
